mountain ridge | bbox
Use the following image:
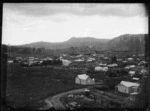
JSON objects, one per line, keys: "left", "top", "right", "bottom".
{"left": 5, "top": 34, "right": 147, "bottom": 52}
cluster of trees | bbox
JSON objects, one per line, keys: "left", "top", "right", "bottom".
{"left": 106, "top": 69, "right": 128, "bottom": 78}
{"left": 42, "top": 59, "right": 62, "bottom": 66}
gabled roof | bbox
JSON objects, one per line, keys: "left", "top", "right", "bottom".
{"left": 120, "top": 81, "right": 140, "bottom": 87}
{"left": 77, "top": 74, "right": 89, "bottom": 80}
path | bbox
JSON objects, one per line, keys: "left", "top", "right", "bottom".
{"left": 40, "top": 88, "right": 86, "bottom": 110}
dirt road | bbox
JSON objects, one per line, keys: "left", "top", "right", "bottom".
{"left": 40, "top": 88, "right": 86, "bottom": 110}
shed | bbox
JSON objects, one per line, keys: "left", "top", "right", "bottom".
{"left": 116, "top": 81, "right": 140, "bottom": 94}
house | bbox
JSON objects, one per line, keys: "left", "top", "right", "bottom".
{"left": 95, "top": 66, "right": 103, "bottom": 71}
{"left": 103, "top": 67, "right": 109, "bottom": 71}
{"left": 117, "top": 59, "right": 122, "bottom": 62}
{"left": 74, "top": 59, "right": 84, "bottom": 62}
{"left": 122, "top": 61, "right": 127, "bottom": 63}
{"left": 129, "top": 65, "right": 136, "bottom": 70}
{"left": 129, "top": 71, "right": 136, "bottom": 76}
{"left": 95, "top": 66, "right": 108, "bottom": 72}
{"left": 87, "top": 58, "right": 95, "bottom": 62}
{"left": 75, "top": 74, "right": 95, "bottom": 85}
{"left": 116, "top": 81, "right": 140, "bottom": 94}
{"left": 99, "top": 63, "right": 107, "bottom": 67}
{"left": 107, "top": 63, "right": 118, "bottom": 68}
{"left": 8, "top": 60, "right": 13, "bottom": 63}
{"left": 62, "top": 59, "right": 71, "bottom": 66}
{"left": 127, "top": 58, "right": 134, "bottom": 61}
{"left": 132, "top": 77, "right": 139, "bottom": 82}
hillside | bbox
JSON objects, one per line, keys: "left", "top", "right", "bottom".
{"left": 18, "top": 37, "right": 110, "bottom": 49}
{"left": 2, "top": 34, "right": 147, "bottom": 55}
{"left": 108, "top": 34, "right": 147, "bottom": 52}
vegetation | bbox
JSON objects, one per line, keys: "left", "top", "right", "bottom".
{"left": 5, "top": 63, "right": 87, "bottom": 109}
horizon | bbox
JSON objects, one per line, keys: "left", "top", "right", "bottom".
{"left": 3, "top": 33, "right": 147, "bottom": 46}
{"left": 2, "top": 3, "right": 148, "bottom": 45}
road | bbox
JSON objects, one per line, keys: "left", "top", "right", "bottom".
{"left": 40, "top": 88, "right": 86, "bottom": 110}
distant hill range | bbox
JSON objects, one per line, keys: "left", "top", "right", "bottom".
{"left": 3, "top": 34, "right": 147, "bottom": 54}
{"left": 18, "top": 34, "right": 147, "bottom": 51}
{"left": 17, "top": 37, "right": 109, "bottom": 49}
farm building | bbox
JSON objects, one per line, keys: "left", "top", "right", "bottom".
{"left": 116, "top": 81, "right": 140, "bottom": 94}
{"left": 75, "top": 74, "right": 95, "bottom": 85}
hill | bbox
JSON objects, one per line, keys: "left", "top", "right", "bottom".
{"left": 17, "top": 37, "right": 110, "bottom": 49}
{"left": 2, "top": 34, "right": 147, "bottom": 55}
{"left": 108, "top": 34, "right": 147, "bottom": 52}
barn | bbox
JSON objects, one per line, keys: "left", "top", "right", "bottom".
{"left": 116, "top": 81, "right": 140, "bottom": 94}
{"left": 75, "top": 74, "right": 95, "bottom": 85}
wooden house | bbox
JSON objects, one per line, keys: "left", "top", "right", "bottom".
{"left": 116, "top": 81, "right": 140, "bottom": 94}
{"left": 75, "top": 74, "right": 95, "bottom": 85}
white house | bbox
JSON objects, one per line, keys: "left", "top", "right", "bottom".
{"left": 122, "top": 61, "right": 127, "bottom": 63}
{"left": 129, "top": 65, "right": 136, "bottom": 70}
{"left": 74, "top": 59, "right": 84, "bottom": 62}
{"left": 76, "top": 54, "right": 83, "bottom": 58}
{"left": 99, "top": 63, "right": 107, "bottom": 67}
{"left": 103, "top": 67, "right": 109, "bottom": 71}
{"left": 95, "top": 66, "right": 103, "bottom": 71}
{"left": 95, "top": 66, "right": 108, "bottom": 72}
{"left": 62, "top": 59, "right": 71, "bottom": 66}
{"left": 132, "top": 77, "right": 139, "bottom": 81}
{"left": 116, "top": 81, "right": 140, "bottom": 94}
{"left": 87, "top": 58, "right": 95, "bottom": 62}
{"left": 117, "top": 59, "right": 122, "bottom": 62}
{"left": 75, "top": 74, "right": 95, "bottom": 85}
{"left": 129, "top": 71, "right": 136, "bottom": 76}
{"left": 7, "top": 60, "right": 13, "bottom": 63}
{"left": 127, "top": 58, "right": 134, "bottom": 61}
{"left": 107, "top": 63, "right": 117, "bottom": 68}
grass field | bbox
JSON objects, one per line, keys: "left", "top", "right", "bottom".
{"left": 5, "top": 63, "right": 88, "bottom": 109}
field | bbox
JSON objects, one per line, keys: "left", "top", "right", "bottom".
{"left": 5, "top": 63, "right": 88, "bottom": 109}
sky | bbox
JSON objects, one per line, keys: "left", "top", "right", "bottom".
{"left": 2, "top": 3, "right": 148, "bottom": 45}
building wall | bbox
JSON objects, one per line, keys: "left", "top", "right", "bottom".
{"left": 86, "top": 78, "right": 94, "bottom": 85}
{"left": 75, "top": 76, "right": 95, "bottom": 85}
{"left": 117, "top": 84, "right": 129, "bottom": 94}
{"left": 117, "top": 84, "right": 136, "bottom": 94}
{"left": 81, "top": 79, "right": 87, "bottom": 85}
{"left": 75, "top": 77, "right": 80, "bottom": 84}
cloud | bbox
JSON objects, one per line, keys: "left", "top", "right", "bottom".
{"left": 3, "top": 3, "right": 147, "bottom": 17}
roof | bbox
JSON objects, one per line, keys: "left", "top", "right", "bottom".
{"left": 128, "top": 58, "right": 133, "bottom": 60}
{"left": 129, "top": 71, "right": 135, "bottom": 74}
{"left": 74, "top": 59, "right": 84, "bottom": 62}
{"left": 120, "top": 81, "right": 140, "bottom": 87}
{"left": 132, "top": 77, "right": 139, "bottom": 80}
{"left": 77, "top": 74, "right": 89, "bottom": 80}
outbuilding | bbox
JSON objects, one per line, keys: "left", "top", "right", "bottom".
{"left": 75, "top": 74, "right": 95, "bottom": 85}
{"left": 62, "top": 59, "right": 71, "bottom": 66}
{"left": 129, "top": 71, "right": 136, "bottom": 76}
{"left": 116, "top": 81, "right": 140, "bottom": 94}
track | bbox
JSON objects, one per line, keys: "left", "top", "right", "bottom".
{"left": 40, "top": 88, "right": 86, "bottom": 110}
